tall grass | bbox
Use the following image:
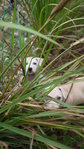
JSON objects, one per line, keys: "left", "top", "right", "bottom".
{"left": 0, "top": 0, "right": 84, "bottom": 148}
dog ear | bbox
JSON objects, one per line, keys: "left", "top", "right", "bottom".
{"left": 26, "top": 57, "right": 32, "bottom": 64}
{"left": 26, "top": 57, "right": 33, "bottom": 73}
{"left": 48, "top": 87, "right": 61, "bottom": 99}
{"left": 60, "top": 87, "right": 68, "bottom": 101}
{"left": 36, "top": 58, "right": 43, "bottom": 66}
{"left": 39, "top": 58, "right": 43, "bottom": 66}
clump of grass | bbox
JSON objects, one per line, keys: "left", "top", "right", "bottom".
{"left": 0, "top": 0, "right": 84, "bottom": 148}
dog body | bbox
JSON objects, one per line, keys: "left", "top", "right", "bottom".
{"left": 45, "top": 80, "right": 84, "bottom": 109}
{"left": 26, "top": 57, "right": 43, "bottom": 81}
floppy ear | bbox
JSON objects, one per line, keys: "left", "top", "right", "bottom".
{"left": 36, "top": 58, "right": 43, "bottom": 66}
{"left": 60, "top": 87, "right": 68, "bottom": 101}
{"left": 26, "top": 57, "right": 33, "bottom": 73}
{"left": 48, "top": 87, "right": 61, "bottom": 99}
{"left": 26, "top": 57, "right": 32, "bottom": 64}
{"left": 39, "top": 58, "right": 43, "bottom": 66}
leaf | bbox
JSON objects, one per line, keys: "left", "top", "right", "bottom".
{"left": 0, "top": 122, "right": 71, "bottom": 149}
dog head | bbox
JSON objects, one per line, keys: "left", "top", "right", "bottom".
{"left": 26, "top": 57, "right": 43, "bottom": 74}
{"left": 44, "top": 87, "right": 67, "bottom": 109}
{"left": 26, "top": 57, "right": 43, "bottom": 81}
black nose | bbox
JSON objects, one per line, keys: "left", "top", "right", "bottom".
{"left": 28, "top": 67, "right": 32, "bottom": 72}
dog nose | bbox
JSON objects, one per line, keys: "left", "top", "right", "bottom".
{"left": 28, "top": 67, "right": 32, "bottom": 72}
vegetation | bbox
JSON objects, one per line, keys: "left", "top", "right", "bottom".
{"left": 0, "top": 0, "right": 84, "bottom": 148}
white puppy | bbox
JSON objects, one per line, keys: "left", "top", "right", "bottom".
{"left": 44, "top": 80, "right": 84, "bottom": 109}
{"left": 26, "top": 57, "right": 43, "bottom": 81}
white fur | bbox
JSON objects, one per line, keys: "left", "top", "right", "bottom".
{"left": 26, "top": 57, "right": 43, "bottom": 74}
{"left": 44, "top": 80, "right": 84, "bottom": 109}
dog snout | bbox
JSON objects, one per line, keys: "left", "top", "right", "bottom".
{"left": 28, "top": 67, "right": 32, "bottom": 72}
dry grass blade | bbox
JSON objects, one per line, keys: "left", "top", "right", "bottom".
{"left": 70, "top": 37, "right": 84, "bottom": 48}
{"left": 30, "top": 131, "right": 35, "bottom": 149}
{"left": 50, "top": 0, "right": 70, "bottom": 17}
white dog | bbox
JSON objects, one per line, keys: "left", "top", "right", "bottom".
{"left": 44, "top": 80, "right": 84, "bottom": 109}
{"left": 26, "top": 57, "right": 43, "bottom": 81}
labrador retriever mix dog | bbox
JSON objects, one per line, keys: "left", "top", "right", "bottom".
{"left": 26, "top": 57, "right": 43, "bottom": 81}
{"left": 44, "top": 80, "right": 84, "bottom": 109}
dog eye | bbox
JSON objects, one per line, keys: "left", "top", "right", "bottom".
{"left": 33, "top": 62, "right": 37, "bottom": 65}
{"left": 57, "top": 96, "right": 61, "bottom": 100}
